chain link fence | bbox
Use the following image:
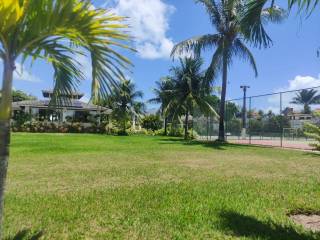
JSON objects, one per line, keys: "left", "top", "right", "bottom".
{"left": 193, "top": 86, "right": 320, "bottom": 150}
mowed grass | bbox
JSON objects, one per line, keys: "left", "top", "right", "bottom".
{"left": 3, "top": 133, "right": 320, "bottom": 239}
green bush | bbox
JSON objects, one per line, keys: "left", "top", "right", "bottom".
{"left": 142, "top": 114, "right": 162, "bottom": 131}
{"left": 304, "top": 113, "right": 320, "bottom": 150}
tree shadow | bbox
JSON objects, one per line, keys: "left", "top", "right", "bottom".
{"left": 155, "top": 138, "right": 228, "bottom": 150}
{"left": 218, "top": 211, "right": 320, "bottom": 240}
{"left": 303, "top": 151, "right": 320, "bottom": 158}
{"left": 5, "top": 229, "right": 43, "bottom": 240}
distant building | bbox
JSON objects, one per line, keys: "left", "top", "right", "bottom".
{"left": 283, "top": 107, "right": 316, "bottom": 129}
{"left": 12, "top": 90, "right": 111, "bottom": 123}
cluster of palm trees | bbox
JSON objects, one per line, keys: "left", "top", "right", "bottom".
{"left": 150, "top": 57, "right": 217, "bottom": 139}
{"left": 104, "top": 79, "right": 145, "bottom": 134}
{"left": 0, "top": 0, "right": 319, "bottom": 237}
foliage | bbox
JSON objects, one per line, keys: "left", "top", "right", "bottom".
{"left": 289, "top": 0, "right": 320, "bottom": 13}
{"left": 304, "top": 112, "right": 320, "bottom": 150}
{"left": 291, "top": 89, "right": 320, "bottom": 114}
{"left": 142, "top": 114, "right": 162, "bottom": 131}
{"left": 165, "top": 57, "right": 218, "bottom": 139}
{"left": 149, "top": 77, "right": 175, "bottom": 116}
{"left": 105, "top": 79, "right": 144, "bottom": 133}
{"left": 12, "top": 111, "right": 31, "bottom": 127}
{"left": 11, "top": 121, "right": 108, "bottom": 134}
{"left": 0, "top": 90, "right": 36, "bottom": 102}
{"left": 0, "top": 0, "right": 133, "bottom": 112}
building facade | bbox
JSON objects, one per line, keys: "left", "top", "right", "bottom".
{"left": 12, "top": 90, "right": 111, "bottom": 124}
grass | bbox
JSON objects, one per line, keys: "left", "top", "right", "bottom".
{"left": 3, "top": 133, "right": 320, "bottom": 239}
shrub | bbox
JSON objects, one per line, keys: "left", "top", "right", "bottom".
{"left": 304, "top": 113, "right": 320, "bottom": 150}
{"left": 142, "top": 114, "right": 162, "bottom": 131}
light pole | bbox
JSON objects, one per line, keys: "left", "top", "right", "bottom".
{"left": 240, "top": 85, "right": 250, "bottom": 139}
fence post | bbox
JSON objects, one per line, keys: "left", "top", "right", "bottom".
{"left": 280, "top": 92, "right": 283, "bottom": 147}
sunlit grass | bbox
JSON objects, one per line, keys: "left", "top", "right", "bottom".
{"left": 4, "top": 133, "right": 320, "bottom": 239}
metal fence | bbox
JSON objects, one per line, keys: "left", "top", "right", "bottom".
{"left": 193, "top": 86, "right": 320, "bottom": 150}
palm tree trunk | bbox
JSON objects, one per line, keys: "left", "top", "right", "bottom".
{"left": 0, "top": 58, "right": 14, "bottom": 239}
{"left": 218, "top": 49, "right": 228, "bottom": 141}
{"left": 184, "top": 110, "right": 189, "bottom": 140}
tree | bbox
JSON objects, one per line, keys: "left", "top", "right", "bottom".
{"left": 171, "top": 0, "right": 267, "bottom": 141}
{"left": 0, "top": 0, "right": 132, "bottom": 236}
{"left": 149, "top": 77, "right": 174, "bottom": 135}
{"left": 109, "top": 79, "right": 143, "bottom": 134}
{"left": 0, "top": 89, "right": 36, "bottom": 102}
{"left": 291, "top": 89, "right": 320, "bottom": 114}
{"left": 166, "top": 57, "right": 217, "bottom": 139}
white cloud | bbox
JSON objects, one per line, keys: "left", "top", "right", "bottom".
{"left": 277, "top": 74, "right": 320, "bottom": 91}
{"left": 267, "top": 74, "right": 320, "bottom": 112}
{"left": 14, "top": 63, "right": 41, "bottom": 83}
{"left": 108, "top": 0, "right": 175, "bottom": 59}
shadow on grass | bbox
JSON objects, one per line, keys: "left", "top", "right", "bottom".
{"left": 218, "top": 211, "right": 320, "bottom": 240}
{"left": 155, "top": 138, "right": 227, "bottom": 150}
{"left": 5, "top": 230, "right": 43, "bottom": 240}
{"left": 303, "top": 151, "right": 320, "bottom": 158}
{"left": 156, "top": 137, "right": 264, "bottom": 151}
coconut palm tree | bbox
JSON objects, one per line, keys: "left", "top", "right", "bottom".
{"left": 0, "top": 0, "right": 132, "bottom": 236}
{"left": 167, "top": 57, "right": 217, "bottom": 139}
{"left": 171, "top": 0, "right": 264, "bottom": 141}
{"left": 148, "top": 77, "right": 174, "bottom": 135}
{"left": 291, "top": 89, "right": 320, "bottom": 114}
{"left": 110, "top": 79, "right": 144, "bottom": 134}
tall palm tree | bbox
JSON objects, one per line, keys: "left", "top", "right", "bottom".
{"left": 291, "top": 89, "right": 320, "bottom": 114}
{"left": 110, "top": 79, "right": 143, "bottom": 133}
{"left": 0, "top": 0, "right": 132, "bottom": 236}
{"left": 171, "top": 0, "right": 263, "bottom": 141}
{"left": 167, "top": 57, "right": 217, "bottom": 139}
{"left": 148, "top": 77, "right": 174, "bottom": 135}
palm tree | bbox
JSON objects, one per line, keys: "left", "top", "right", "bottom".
{"left": 110, "top": 79, "right": 144, "bottom": 134}
{"left": 167, "top": 57, "right": 217, "bottom": 139}
{"left": 291, "top": 89, "right": 320, "bottom": 114}
{"left": 132, "top": 102, "right": 147, "bottom": 130}
{"left": 171, "top": 0, "right": 263, "bottom": 141}
{"left": 148, "top": 77, "right": 174, "bottom": 135}
{"left": 0, "top": 0, "right": 132, "bottom": 236}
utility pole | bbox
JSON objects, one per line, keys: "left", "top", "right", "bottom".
{"left": 240, "top": 85, "right": 250, "bottom": 139}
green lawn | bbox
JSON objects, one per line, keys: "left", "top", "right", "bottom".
{"left": 3, "top": 133, "right": 320, "bottom": 239}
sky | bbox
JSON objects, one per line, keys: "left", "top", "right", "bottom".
{"left": 3, "top": 0, "right": 320, "bottom": 112}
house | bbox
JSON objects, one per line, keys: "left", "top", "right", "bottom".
{"left": 12, "top": 90, "right": 111, "bottom": 124}
{"left": 283, "top": 107, "right": 315, "bottom": 129}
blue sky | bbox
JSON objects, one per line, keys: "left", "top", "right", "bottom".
{"left": 4, "top": 0, "right": 320, "bottom": 111}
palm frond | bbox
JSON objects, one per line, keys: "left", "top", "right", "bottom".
{"left": 233, "top": 38, "right": 258, "bottom": 77}
{"left": 289, "top": 0, "right": 320, "bottom": 13}
{"left": 241, "top": 0, "right": 272, "bottom": 48}
{"left": 171, "top": 34, "right": 221, "bottom": 58}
